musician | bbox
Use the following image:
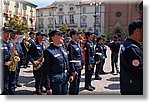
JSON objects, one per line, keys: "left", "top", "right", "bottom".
{"left": 42, "top": 30, "right": 73, "bottom": 95}
{"left": 28, "top": 32, "right": 46, "bottom": 95}
{"left": 1, "top": 27, "right": 16, "bottom": 95}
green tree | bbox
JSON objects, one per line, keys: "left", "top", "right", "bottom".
{"left": 59, "top": 24, "right": 69, "bottom": 33}
{"left": 8, "top": 16, "right": 29, "bottom": 34}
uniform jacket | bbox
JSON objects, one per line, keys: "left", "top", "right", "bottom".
{"left": 120, "top": 38, "right": 143, "bottom": 95}
{"left": 43, "top": 44, "right": 69, "bottom": 90}
{"left": 67, "top": 40, "right": 84, "bottom": 72}
{"left": 84, "top": 40, "right": 95, "bottom": 65}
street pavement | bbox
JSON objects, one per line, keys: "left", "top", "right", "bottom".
{"left": 15, "top": 46, "right": 121, "bottom": 95}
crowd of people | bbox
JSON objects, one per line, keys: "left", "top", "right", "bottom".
{"left": 0, "top": 20, "right": 143, "bottom": 95}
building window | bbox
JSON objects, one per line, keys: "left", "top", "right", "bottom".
{"left": 59, "top": 15, "right": 63, "bottom": 24}
{"left": 96, "top": 17, "right": 99, "bottom": 24}
{"left": 116, "top": 12, "right": 121, "bottom": 17}
{"left": 49, "top": 11, "right": 52, "bottom": 16}
{"left": 23, "top": 4, "right": 27, "bottom": 10}
{"left": 69, "top": 15, "right": 74, "bottom": 24}
{"left": 39, "top": 18, "right": 44, "bottom": 28}
{"left": 14, "top": 2, "right": 19, "bottom": 8}
{"left": 82, "top": 7, "right": 86, "bottom": 13}
{"left": 48, "top": 18, "right": 53, "bottom": 24}
{"left": 59, "top": 8, "right": 63, "bottom": 12}
{"left": 4, "top": 0, "right": 10, "bottom": 5}
{"left": 96, "top": 6, "right": 99, "bottom": 13}
{"left": 70, "top": 7, "right": 74, "bottom": 11}
{"left": 40, "top": 12, "right": 43, "bottom": 16}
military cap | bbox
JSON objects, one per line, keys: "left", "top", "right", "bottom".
{"left": 70, "top": 29, "right": 82, "bottom": 36}
{"left": 128, "top": 20, "right": 143, "bottom": 30}
{"left": 49, "top": 30, "right": 63, "bottom": 37}
{"left": 29, "top": 31, "right": 35, "bottom": 35}
{"left": 1, "top": 27, "right": 13, "bottom": 32}
{"left": 36, "top": 31, "right": 45, "bottom": 36}
{"left": 85, "top": 31, "right": 94, "bottom": 37}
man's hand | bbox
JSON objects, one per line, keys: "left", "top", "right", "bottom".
{"left": 88, "top": 64, "right": 92, "bottom": 71}
{"left": 33, "top": 61, "right": 40, "bottom": 66}
{"left": 47, "top": 89, "right": 52, "bottom": 95}
{"left": 72, "top": 71, "right": 78, "bottom": 78}
{"left": 81, "top": 65, "right": 85, "bottom": 70}
{"left": 68, "top": 76, "right": 74, "bottom": 82}
{"left": 95, "top": 61, "right": 100, "bottom": 65}
{"left": 4, "top": 61, "right": 13, "bottom": 67}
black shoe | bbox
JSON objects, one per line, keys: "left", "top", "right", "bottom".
{"left": 90, "top": 85, "right": 95, "bottom": 90}
{"left": 117, "top": 70, "right": 120, "bottom": 74}
{"left": 41, "top": 87, "right": 46, "bottom": 93}
{"left": 16, "top": 82, "right": 22, "bottom": 87}
{"left": 36, "top": 89, "right": 42, "bottom": 95}
{"left": 85, "top": 86, "right": 93, "bottom": 91}
{"left": 95, "top": 76, "right": 102, "bottom": 80}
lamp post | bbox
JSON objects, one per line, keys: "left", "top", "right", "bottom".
{"left": 99, "top": 2, "right": 102, "bottom": 35}
{"left": 90, "top": 1, "right": 102, "bottom": 34}
{"left": 79, "top": 2, "right": 82, "bottom": 28}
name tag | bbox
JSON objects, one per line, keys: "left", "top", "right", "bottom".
{"left": 54, "top": 54, "right": 61, "bottom": 57}
{"left": 90, "top": 46, "right": 93, "bottom": 48}
{"left": 37, "top": 47, "right": 41, "bottom": 49}
{"left": 64, "top": 51, "right": 67, "bottom": 55}
{"left": 76, "top": 48, "right": 79, "bottom": 50}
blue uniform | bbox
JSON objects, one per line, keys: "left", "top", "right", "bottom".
{"left": 120, "top": 38, "right": 143, "bottom": 95}
{"left": 43, "top": 44, "right": 69, "bottom": 95}
{"left": 28, "top": 39, "right": 46, "bottom": 91}
{"left": 94, "top": 43, "right": 105, "bottom": 78}
{"left": 84, "top": 40, "right": 95, "bottom": 89}
{"left": 67, "top": 40, "right": 84, "bottom": 95}
{"left": 1, "top": 40, "right": 16, "bottom": 95}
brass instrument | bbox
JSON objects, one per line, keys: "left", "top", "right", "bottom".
{"left": 9, "top": 43, "right": 20, "bottom": 71}
{"left": 33, "top": 53, "right": 44, "bottom": 71}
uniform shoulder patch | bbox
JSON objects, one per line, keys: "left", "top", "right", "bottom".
{"left": 132, "top": 59, "right": 140, "bottom": 67}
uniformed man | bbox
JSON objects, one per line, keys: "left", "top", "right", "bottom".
{"left": 67, "top": 30, "right": 84, "bottom": 95}
{"left": 101, "top": 38, "right": 107, "bottom": 73}
{"left": 109, "top": 35, "right": 120, "bottom": 74}
{"left": 9, "top": 30, "right": 24, "bottom": 87}
{"left": 94, "top": 36, "right": 104, "bottom": 80}
{"left": 120, "top": 20, "right": 143, "bottom": 95}
{"left": 28, "top": 32, "right": 46, "bottom": 95}
{"left": 1, "top": 27, "right": 16, "bottom": 95}
{"left": 43, "top": 30, "right": 73, "bottom": 95}
{"left": 84, "top": 32, "right": 95, "bottom": 91}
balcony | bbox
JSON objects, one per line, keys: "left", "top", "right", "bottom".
{"left": 47, "top": 24, "right": 53, "bottom": 28}
{"left": 94, "top": 23, "right": 101, "bottom": 27}
{"left": 39, "top": 25, "right": 44, "bottom": 28}
{"left": 81, "top": 23, "right": 87, "bottom": 27}
{"left": 55, "top": 24, "right": 62, "bottom": 28}
{"left": 68, "top": 23, "right": 78, "bottom": 27}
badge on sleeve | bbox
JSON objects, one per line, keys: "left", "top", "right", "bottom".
{"left": 132, "top": 59, "right": 140, "bottom": 67}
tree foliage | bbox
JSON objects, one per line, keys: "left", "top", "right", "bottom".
{"left": 8, "top": 16, "right": 29, "bottom": 34}
{"left": 59, "top": 24, "right": 69, "bottom": 33}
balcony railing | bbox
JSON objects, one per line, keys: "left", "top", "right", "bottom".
{"left": 81, "top": 23, "right": 87, "bottom": 27}
{"left": 47, "top": 24, "right": 53, "bottom": 28}
{"left": 68, "top": 23, "right": 77, "bottom": 27}
{"left": 39, "top": 25, "right": 44, "bottom": 28}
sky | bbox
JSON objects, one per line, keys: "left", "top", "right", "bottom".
{"left": 27, "top": 0, "right": 54, "bottom": 8}
{"left": 27, "top": 0, "right": 90, "bottom": 8}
